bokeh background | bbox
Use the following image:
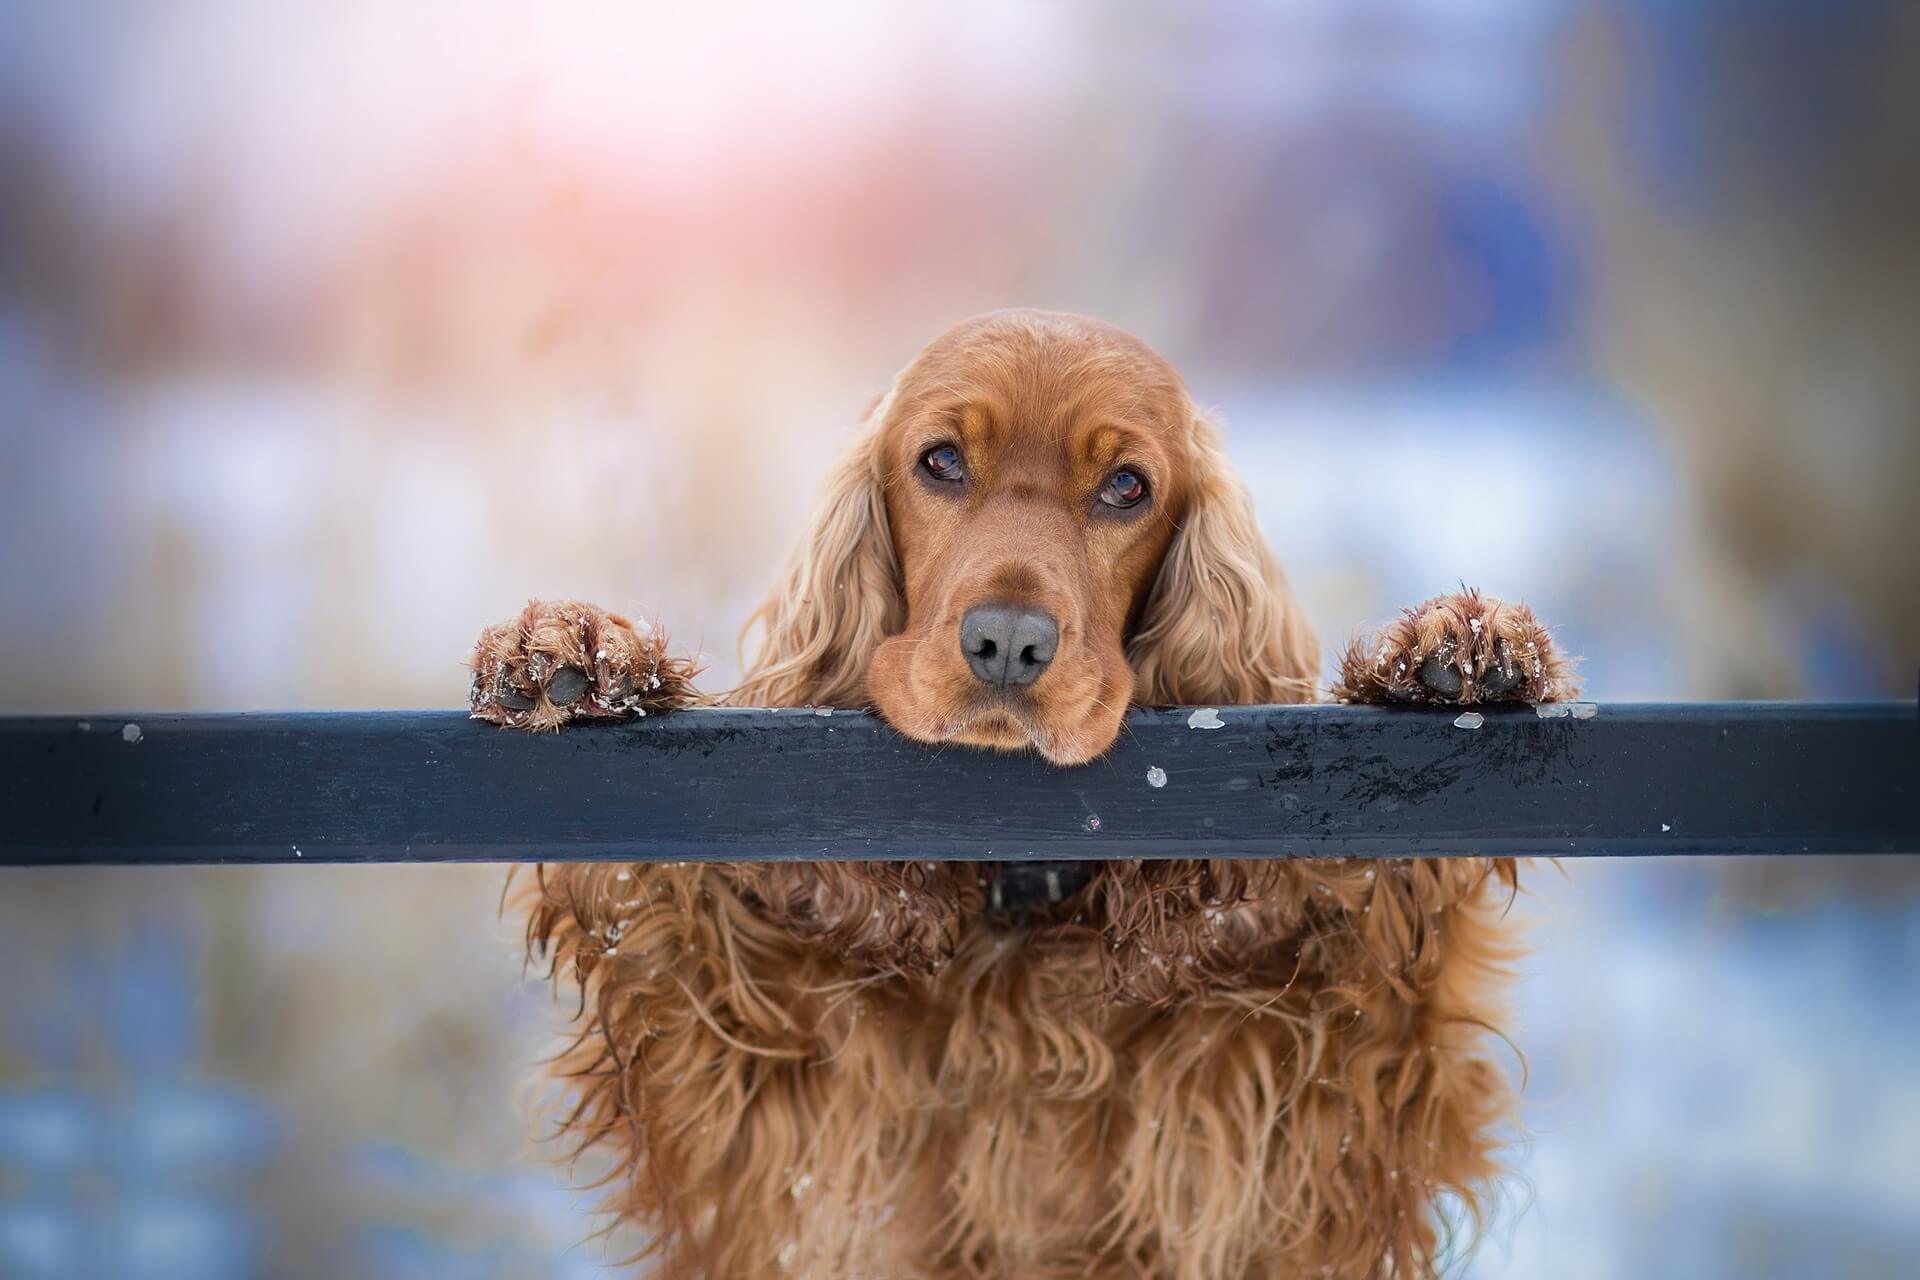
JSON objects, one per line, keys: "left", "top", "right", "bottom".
{"left": 3, "top": 2, "right": 1917, "bottom": 1277}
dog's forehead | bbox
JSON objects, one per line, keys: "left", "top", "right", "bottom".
{"left": 921, "top": 313, "right": 1181, "bottom": 393}
{"left": 894, "top": 313, "right": 1191, "bottom": 455}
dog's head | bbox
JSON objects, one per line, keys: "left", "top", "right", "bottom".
{"left": 736, "top": 310, "right": 1319, "bottom": 761}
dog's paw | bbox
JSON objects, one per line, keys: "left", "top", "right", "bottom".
{"left": 468, "top": 599, "right": 701, "bottom": 730}
{"left": 1336, "top": 589, "right": 1578, "bottom": 706}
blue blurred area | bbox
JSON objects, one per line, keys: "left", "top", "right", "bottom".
{"left": 0, "top": 927, "right": 275, "bottom": 1280}
{"left": 0, "top": 886, "right": 620, "bottom": 1280}
{"left": 349, "top": 1145, "right": 618, "bottom": 1280}
{"left": 1471, "top": 861, "right": 1920, "bottom": 1278}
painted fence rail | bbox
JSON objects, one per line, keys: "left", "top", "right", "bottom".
{"left": 1, "top": 703, "right": 1914, "bottom": 865}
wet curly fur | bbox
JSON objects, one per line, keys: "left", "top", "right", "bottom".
{"left": 476, "top": 311, "right": 1575, "bottom": 1278}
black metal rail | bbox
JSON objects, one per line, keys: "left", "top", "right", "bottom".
{"left": 0, "top": 703, "right": 1913, "bottom": 865}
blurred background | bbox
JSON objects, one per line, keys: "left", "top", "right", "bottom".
{"left": 2, "top": 1, "right": 1917, "bottom": 1276}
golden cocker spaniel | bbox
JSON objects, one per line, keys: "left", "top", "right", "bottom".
{"left": 471, "top": 310, "right": 1576, "bottom": 1278}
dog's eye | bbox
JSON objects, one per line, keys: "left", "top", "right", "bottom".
{"left": 922, "top": 444, "right": 966, "bottom": 483}
{"left": 1099, "top": 469, "right": 1148, "bottom": 509}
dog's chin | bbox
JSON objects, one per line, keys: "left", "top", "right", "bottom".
{"left": 939, "top": 708, "right": 1116, "bottom": 766}
{"left": 947, "top": 710, "right": 1035, "bottom": 752}
{"left": 875, "top": 695, "right": 1114, "bottom": 766}
{"left": 867, "top": 641, "right": 1127, "bottom": 766}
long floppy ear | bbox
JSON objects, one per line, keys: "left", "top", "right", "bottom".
{"left": 728, "top": 401, "right": 903, "bottom": 708}
{"left": 1127, "top": 414, "right": 1321, "bottom": 706}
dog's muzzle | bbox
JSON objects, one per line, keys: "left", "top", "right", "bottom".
{"left": 984, "top": 860, "right": 1094, "bottom": 921}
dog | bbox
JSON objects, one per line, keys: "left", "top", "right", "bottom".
{"left": 470, "top": 310, "right": 1576, "bottom": 1278}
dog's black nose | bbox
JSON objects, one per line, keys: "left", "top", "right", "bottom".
{"left": 960, "top": 604, "right": 1058, "bottom": 688}
{"left": 985, "top": 860, "right": 1093, "bottom": 919}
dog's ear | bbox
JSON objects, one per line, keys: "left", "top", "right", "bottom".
{"left": 1128, "top": 413, "right": 1320, "bottom": 706}
{"left": 732, "top": 401, "right": 903, "bottom": 707}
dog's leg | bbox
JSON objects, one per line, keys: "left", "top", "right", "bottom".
{"left": 1331, "top": 593, "right": 1552, "bottom": 1271}
{"left": 1335, "top": 588, "right": 1578, "bottom": 706}
{"left": 524, "top": 861, "right": 936, "bottom": 1278}
{"left": 468, "top": 598, "right": 701, "bottom": 729}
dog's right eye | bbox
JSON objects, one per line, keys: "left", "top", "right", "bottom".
{"left": 922, "top": 444, "right": 966, "bottom": 483}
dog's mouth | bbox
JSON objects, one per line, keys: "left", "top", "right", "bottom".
{"left": 982, "top": 860, "right": 1097, "bottom": 925}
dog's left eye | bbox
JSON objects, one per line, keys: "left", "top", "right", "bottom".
{"left": 1099, "top": 469, "right": 1148, "bottom": 509}
{"left": 922, "top": 444, "right": 966, "bottom": 483}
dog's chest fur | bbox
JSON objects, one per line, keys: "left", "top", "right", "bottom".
{"left": 540, "top": 860, "right": 1514, "bottom": 1278}
{"left": 741, "top": 938, "right": 1327, "bottom": 1278}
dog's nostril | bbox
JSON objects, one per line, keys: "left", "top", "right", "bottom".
{"left": 960, "top": 603, "right": 1060, "bottom": 688}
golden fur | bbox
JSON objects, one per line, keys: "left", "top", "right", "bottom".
{"left": 472, "top": 310, "right": 1576, "bottom": 1277}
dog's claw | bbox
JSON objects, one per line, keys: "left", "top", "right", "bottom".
{"left": 493, "top": 678, "right": 537, "bottom": 712}
{"left": 546, "top": 666, "right": 590, "bottom": 706}
{"left": 1418, "top": 654, "right": 1463, "bottom": 696}
{"left": 1479, "top": 639, "right": 1523, "bottom": 695}
{"left": 594, "top": 653, "right": 633, "bottom": 701}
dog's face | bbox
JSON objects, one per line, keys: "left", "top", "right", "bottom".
{"left": 863, "top": 315, "right": 1190, "bottom": 766}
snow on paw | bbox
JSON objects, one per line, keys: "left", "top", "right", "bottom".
{"left": 1336, "top": 589, "right": 1578, "bottom": 706}
{"left": 468, "top": 599, "right": 701, "bottom": 729}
